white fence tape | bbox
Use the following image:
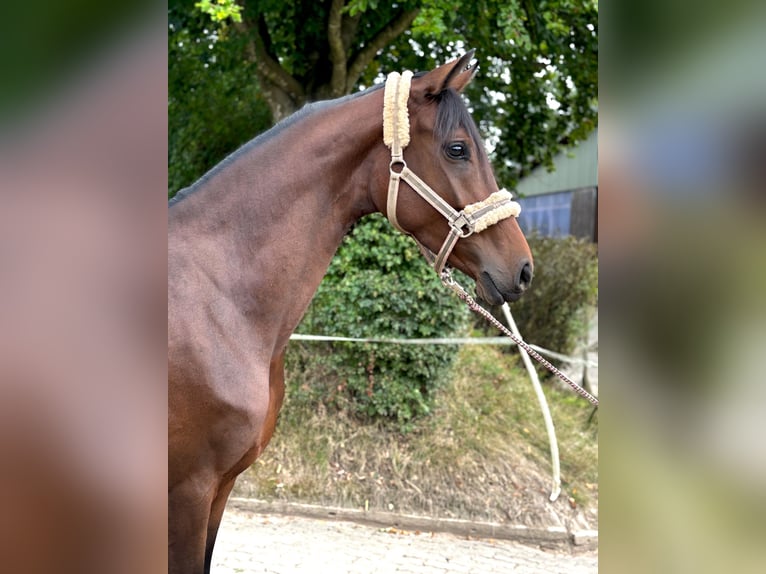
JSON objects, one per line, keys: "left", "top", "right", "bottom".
{"left": 289, "top": 333, "right": 597, "bottom": 368}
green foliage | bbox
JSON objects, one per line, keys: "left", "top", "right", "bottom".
{"left": 410, "top": 5, "right": 450, "bottom": 37}
{"left": 345, "top": 0, "right": 380, "bottom": 17}
{"left": 168, "top": 2, "right": 273, "bottom": 195}
{"left": 374, "top": 0, "right": 599, "bottom": 186}
{"left": 287, "top": 215, "right": 469, "bottom": 429}
{"left": 173, "top": 0, "right": 597, "bottom": 189}
{"left": 194, "top": 0, "right": 241, "bottom": 23}
{"left": 505, "top": 233, "right": 598, "bottom": 359}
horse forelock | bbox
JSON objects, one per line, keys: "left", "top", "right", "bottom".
{"left": 431, "top": 88, "right": 487, "bottom": 162}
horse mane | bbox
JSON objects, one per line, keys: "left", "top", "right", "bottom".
{"left": 169, "top": 84, "right": 386, "bottom": 206}
{"left": 169, "top": 77, "right": 486, "bottom": 206}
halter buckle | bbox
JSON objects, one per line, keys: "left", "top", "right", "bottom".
{"left": 451, "top": 213, "right": 474, "bottom": 238}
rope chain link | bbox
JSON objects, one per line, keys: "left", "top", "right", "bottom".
{"left": 440, "top": 270, "right": 599, "bottom": 407}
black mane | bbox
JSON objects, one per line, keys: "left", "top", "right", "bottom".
{"left": 169, "top": 84, "right": 385, "bottom": 206}
{"left": 169, "top": 76, "right": 485, "bottom": 206}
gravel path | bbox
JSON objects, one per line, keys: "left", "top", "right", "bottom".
{"left": 212, "top": 508, "right": 597, "bottom": 574}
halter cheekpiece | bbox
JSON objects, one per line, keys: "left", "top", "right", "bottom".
{"left": 382, "top": 71, "right": 521, "bottom": 274}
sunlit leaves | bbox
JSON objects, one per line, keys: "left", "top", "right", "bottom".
{"left": 345, "top": 0, "right": 379, "bottom": 17}
{"left": 194, "top": 0, "right": 242, "bottom": 23}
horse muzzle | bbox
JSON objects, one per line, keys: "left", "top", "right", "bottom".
{"left": 476, "top": 260, "right": 533, "bottom": 305}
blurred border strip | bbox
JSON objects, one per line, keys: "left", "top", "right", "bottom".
{"left": 0, "top": 4, "right": 167, "bottom": 573}
{"left": 0, "top": 0, "right": 155, "bottom": 127}
{"left": 601, "top": 2, "right": 766, "bottom": 573}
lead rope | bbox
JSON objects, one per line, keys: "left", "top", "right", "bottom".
{"left": 382, "top": 70, "right": 597, "bottom": 407}
{"left": 440, "top": 269, "right": 599, "bottom": 407}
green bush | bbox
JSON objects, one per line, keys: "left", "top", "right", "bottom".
{"left": 286, "top": 214, "right": 469, "bottom": 429}
{"left": 502, "top": 233, "right": 598, "bottom": 359}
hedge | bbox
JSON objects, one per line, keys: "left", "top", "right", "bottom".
{"left": 286, "top": 214, "right": 469, "bottom": 429}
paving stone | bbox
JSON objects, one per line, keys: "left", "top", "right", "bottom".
{"left": 212, "top": 509, "right": 597, "bottom": 573}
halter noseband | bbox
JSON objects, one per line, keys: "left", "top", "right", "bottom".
{"left": 382, "top": 71, "right": 521, "bottom": 274}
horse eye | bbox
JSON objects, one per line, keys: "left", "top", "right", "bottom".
{"left": 445, "top": 142, "right": 469, "bottom": 160}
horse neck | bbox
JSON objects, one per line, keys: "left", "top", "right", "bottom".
{"left": 170, "top": 90, "right": 388, "bottom": 350}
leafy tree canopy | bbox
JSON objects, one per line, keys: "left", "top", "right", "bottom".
{"left": 169, "top": 0, "right": 597, "bottom": 192}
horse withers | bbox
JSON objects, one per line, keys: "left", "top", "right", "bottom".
{"left": 168, "top": 52, "right": 533, "bottom": 573}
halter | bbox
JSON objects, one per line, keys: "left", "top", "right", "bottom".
{"left": 382, "top": 71, "right": 521, "bottom": 274}
{"left": 381, "top": 71, "right": 598, "bottom": 409}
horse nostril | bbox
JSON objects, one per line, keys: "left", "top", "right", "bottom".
{"left": 518, "top": 261, "right": 533, "bottom": 291}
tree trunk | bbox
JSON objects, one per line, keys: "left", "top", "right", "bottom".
{"left": 234, "top": 6, "right": 420, "bottom": 123}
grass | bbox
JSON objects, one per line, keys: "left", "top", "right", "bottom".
{"left": 234, "top": 343, "right": 598, "bottom": 529}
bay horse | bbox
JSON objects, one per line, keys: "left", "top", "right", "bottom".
{"left": 168, "top": 52, "right": 533, "bottom": 573}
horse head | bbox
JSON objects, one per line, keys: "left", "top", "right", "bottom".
{"left": 376, "top": 52, "right": 533, "bottom": 305}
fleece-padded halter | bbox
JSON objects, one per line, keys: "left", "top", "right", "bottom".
{"left": 382, "top": 71, "right": 521, "bottom": 274}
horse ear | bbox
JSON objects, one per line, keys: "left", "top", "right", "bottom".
{"left": 418, "top": 50, "right": 478, "bottom": 96}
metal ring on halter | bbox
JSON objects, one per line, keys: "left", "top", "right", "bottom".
{"left": 389, "top": 158, "right": 407, "bottom": 175}
{"left": 383, "top": 70, "right": 521, "bottom": 273}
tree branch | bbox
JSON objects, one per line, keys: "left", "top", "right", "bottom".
{"left": 233, "top": 14, "right": 304, "bottom": 103}
{"left": 341, "top": 12, "right": 361, "bottom": 55}
{"left": 345, "top": 8, "right": 420, "bottom": 92}
{"left": 327, "top": 0, "right": 347, "bottom": 97}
